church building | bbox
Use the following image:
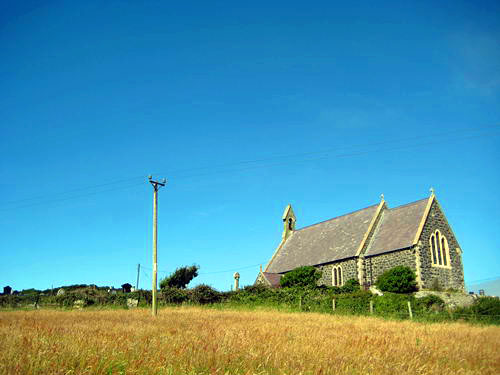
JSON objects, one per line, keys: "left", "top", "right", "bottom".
{"left": 256, "top": 191, "right": 465, "bottom": 291}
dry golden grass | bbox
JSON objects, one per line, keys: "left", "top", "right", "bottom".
{"left": 0, "top": 307, "right": 499, "bottom": 375}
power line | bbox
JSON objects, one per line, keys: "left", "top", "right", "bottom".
{"left": 3, "top": 175, "right": 146, "bottom": 206}
{"left": 2, "top": 124, "right": 499, "bottom": 211}
{"left": 163, "top": 128, "right": 500, "bottom": 181}
{"left": 199, "top": 262, "right": 266, "bottom": 275}
{"left": 465, "top": 275, "right": 500, "bottom": 284}
{"left": 141, "top": 262, "right": 266, "bottom": 275}
{"left": 157, "top": 124, "right": 500, "bottom": 178}
{"left": 0, "top": 181, "right": 145, "bottom": 211}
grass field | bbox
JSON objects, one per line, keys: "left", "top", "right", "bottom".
{"left": 0, "top": 307, "right": 499, "bottom": 375}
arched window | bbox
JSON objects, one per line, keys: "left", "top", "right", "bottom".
{"left": 429, "top": 230, "right": 451, "bottom": 268}
{"left": 332, "top": 265, "right": 343, "bottom": 287}
{"left": 288, "top": 218, "right": 293, "bottom": 230}
{"left": 436, "top": 234, "right": 442, "bottom": 265}
{"left": 431, "top": 235, "right": 437, "bottom": 264}
{"left": 442, "top": 237, "right": 449, "bottom": 266}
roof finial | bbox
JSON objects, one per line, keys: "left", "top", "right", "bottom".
{"left": 260, "top": 264, "right": 263, "bottom": 273}
{"left": 380, "top": 193, "right": 384, "bottom": 201}
{"left": 430, "top": 187, "right": 435, "bottom": 196}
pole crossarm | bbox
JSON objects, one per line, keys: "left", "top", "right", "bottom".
{"left": 149, "top": 175, "right": 167, "bottom": 189}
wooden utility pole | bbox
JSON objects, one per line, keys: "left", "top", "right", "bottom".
{"left": 136, "top": 263, "right": 140, "bottom": 290}
{"left": 149, "top": 175, "right": 166, "bottom": 317}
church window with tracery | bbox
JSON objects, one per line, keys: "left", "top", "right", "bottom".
{"left": 429, "top": 230, "right": 450, "bottom": 268}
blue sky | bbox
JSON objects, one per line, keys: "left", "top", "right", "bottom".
{"left": 1, "top": 1, "right": 499, "bottom": 293}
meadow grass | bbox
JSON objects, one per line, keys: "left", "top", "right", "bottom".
{"left": 0, "top": 306, "right": 499, "bottom": 375}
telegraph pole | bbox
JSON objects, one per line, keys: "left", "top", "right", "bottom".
{"left": 149, "top": 175, "right": 166, "bottom": 317}
{"left": 136, "top": 263, "right": 140, "bottom": 290}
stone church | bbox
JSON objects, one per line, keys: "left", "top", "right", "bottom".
{"left": 256, "top": 191, "right": 465, "bottom": 291}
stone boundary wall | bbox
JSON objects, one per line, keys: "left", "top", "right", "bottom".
{"left": 415, "top": 290, "right": 474, "bottom": 308}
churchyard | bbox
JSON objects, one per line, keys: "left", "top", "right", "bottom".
{"left": 0, "top": 307, "right": 499, "bottom": 375}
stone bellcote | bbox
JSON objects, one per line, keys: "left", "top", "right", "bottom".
{"left": 282, "top": 204, "right": 296, "bottom": 240}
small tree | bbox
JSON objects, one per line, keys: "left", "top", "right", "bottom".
{"left": 190, "top": 284, "right": 221, "bottom": 304}
{"left": 160, "top": 265, "right": 199, "bottom": 289}
{"left": 376, "top": 266, "right": 417, "bottom": 293}
{"left": 280, "top": 266, "right": 321, "bottom": 288}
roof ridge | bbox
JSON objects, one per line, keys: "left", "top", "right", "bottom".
{"left": 365, "top": 209, "right": 387, "bottom": 253}
{"left": 388, "top": 197, "right": 428, "bottom": 211}
{"left": 297, "top": 203, "right": 379, "bottom": 231}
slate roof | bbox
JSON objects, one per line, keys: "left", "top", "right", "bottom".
{"left": 261, "top": 272, "right": 282, "bottom": 288}
{"left": 266, "top": 204, "right": 379, "bottom": 273}
{"left": 265, "top": 197, "right": 430, "bottom": 274}
{"left": 364, "top": 198, "right": 428, "bottom": 256}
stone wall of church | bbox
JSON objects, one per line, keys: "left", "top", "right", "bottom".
{"left": 316, "top": 258, "right": 358, "bottom": 287}
{"left": 365, "top": 249, "right": 416, "bottom": 287}
{"left": 254, "top": 273, "right": 268, "bottom": 287}
{"left": 357, "top": 203, "right": 386, "bottom": 286}
{"left": 417, "top": 200, "right": 465, "bottom": 291}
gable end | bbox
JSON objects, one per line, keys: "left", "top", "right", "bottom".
{"left": 415, "top": 198, "right": 465, "bottom": 291}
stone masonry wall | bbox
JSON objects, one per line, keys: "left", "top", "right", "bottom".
{"left": 255, "top": 273, "right": 268, "bottom": 287}
{"left": 357, "top": 203, "right": 386, "bottom": 285}
{"left": 317, "top": 258, "right": 358, "bottom": 286}
{"left": 365, "top": 248, "right": 416, "bottom": 287}
{"left": 418, "top": 200, "right": 465, "bottom": 291}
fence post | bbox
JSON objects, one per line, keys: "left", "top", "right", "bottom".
{"left": 332, "top": 298, "right": 336, "bottom": 311}
{"left": 407, "top": 301, "right": 413, "bottom": 320}
{"left": 299, "top": 296, "right": 302, "bottom": 310}
{"left": 369, "top": 300, "right": 373, "bottom": 314}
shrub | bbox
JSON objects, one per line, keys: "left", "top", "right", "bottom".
{"left": 415, "top": 294, "right": 445, "bottom": 311}
{"left": 160, "top": 265, "right": 199, "bottom": 289}
{"left": 242, "top": 284, "right": 269, "bottom": 294}
{"left": 161, "top": 287, "right": 189, "bottom": 304}
{"left": 471, "top": 297, "right": 500, "bottom": 316}
{"left": 376, "top": 266, "right": 417, "bottom": 293}
{"left": 190, "top": 284, "right": 221, "bottom": 304}
{"left": 334, "top": 291, "right": 373, "bottom": 314}
{"left": 340, "top": 279, "right": 360, "bottom": 293}
{"left": 280, "top": 266, "right": 321, "bottom": 288}
{"left": 373, "top": 293, "right": 413, "bottom": 315}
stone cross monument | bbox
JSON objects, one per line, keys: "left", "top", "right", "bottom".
{"left": 233, "top": 272, "right": 240, "bottom": 291}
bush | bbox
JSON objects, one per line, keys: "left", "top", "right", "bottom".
{"left": 340, "top": 279, "right": 360, "bottom": 293}
{"left": 160, "top": 265, "right": 199, "bottom": 289}
{"left": 280, "top": 266, "right": 321, "bottom": 288}
{"left": 415, "top": 294, "right": 445, "bottom": 312}
{"left": 471, "top": 297, "right": 500, "bottom": 317}
{"left": 161, "top": 287, "right": 189, "bottom": 304}
{"left": 190, "top": 284, "right": 221, "bottom": 304}
{"left": 373, "top": 293, "right": 413, "bottom": 315}
{"left": 376, "top": 266, "right": 417, "bottom": 293}
{"left": 334, "top": 291, "right": 373, "bottom": 314}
